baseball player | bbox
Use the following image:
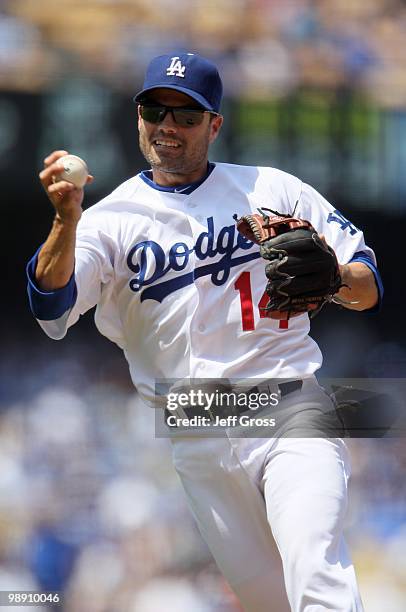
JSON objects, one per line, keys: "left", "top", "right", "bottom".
{"left": 27, "top": 53, "right": 382, "bottom": 611}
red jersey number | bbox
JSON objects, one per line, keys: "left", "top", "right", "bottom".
{"left": 234, "top": 271, "right": 289, "bottom": 331}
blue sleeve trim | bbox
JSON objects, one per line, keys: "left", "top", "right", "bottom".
{"left": 26, "top": 246, "right": 77, "bottom": 320}
{"left": 348, "top": 251, "right": 383, "bottom": 313}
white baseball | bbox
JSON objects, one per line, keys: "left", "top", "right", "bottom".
{"left": 57, "top": 154, "right": 89, "bottom": 188}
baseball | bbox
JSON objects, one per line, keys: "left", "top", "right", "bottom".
{"left": 56, "top": 154, "right": 89, "bottom": 188}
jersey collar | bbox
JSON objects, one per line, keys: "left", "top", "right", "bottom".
{"left": 139, "top": 162, "right": 216, "bottom": 195}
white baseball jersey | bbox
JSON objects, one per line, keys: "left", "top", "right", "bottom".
{"left": 34, "top": 162, "right": 375, "bottom": 404}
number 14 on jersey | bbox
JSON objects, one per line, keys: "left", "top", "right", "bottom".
{"left": 234, "top": 271, "right": 289, "bottom": 331}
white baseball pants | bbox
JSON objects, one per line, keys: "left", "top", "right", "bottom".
{"left": 171, "top": 382, "right": 364, "bottom": 612}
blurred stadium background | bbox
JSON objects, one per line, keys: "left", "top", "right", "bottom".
{"left": 1, "top": 0, "right": 406, "bottom": 609}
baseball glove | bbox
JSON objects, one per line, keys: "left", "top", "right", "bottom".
{"left": 235, "top": 208, "right": 343, "bottom": 319}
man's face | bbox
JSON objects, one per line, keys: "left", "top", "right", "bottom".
{"left": 138, "top": 89, "right": 223, "bottom": 184}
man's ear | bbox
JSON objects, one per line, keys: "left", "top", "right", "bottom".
{"left": 137, "top": 105, "right": 143, "bottom": 128}
{"left": 209, "top": 115, "right": 223, "bottom": 144}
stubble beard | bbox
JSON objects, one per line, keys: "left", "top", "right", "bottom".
{"left": 139, "top": 127, "right": 210, "bottom": 177}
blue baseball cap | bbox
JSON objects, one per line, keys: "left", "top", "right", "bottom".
{"left": 134, "top": 52, "right": 223, "bottom": 113}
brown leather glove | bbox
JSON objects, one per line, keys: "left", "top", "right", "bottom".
{"left": 235, "top": 208, "right": 343, "bottom": 319}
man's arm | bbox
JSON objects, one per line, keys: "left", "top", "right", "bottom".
{"left": 35, "top": 150, "right": 93, "bottom": 291}
{"left": 337, "top": 262, "right": 379, "bottom": 311}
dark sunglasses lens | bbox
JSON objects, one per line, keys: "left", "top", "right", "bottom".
{"left": 172, "top": 110, "right": 205, "bottom": 127}
{"left": 140, "top": 105, "right": 205, "bottom": 127}
{"left": 140, "top": 106, "right": 165, "bottom": 123}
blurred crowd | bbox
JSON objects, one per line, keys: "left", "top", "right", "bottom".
{"left": 0, "top": 346, "right": 405, "bottom": 611}
{"left": 2, "top": 0, "right": 406, "bottom": 206}
{"left": 0, "top": 361, "right": 241, "bottom": 611}
{"left": 1, "top": 0, "right": 406, "bottom": 107}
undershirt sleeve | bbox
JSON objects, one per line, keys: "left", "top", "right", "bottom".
{"left": 26, "top": 246, "right": 77, "bottom": 320}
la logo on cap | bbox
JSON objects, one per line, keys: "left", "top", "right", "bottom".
{"left": 166, "top": 56, "right": 186, "bottom": 78}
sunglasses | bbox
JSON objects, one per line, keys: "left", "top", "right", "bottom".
{"left": 139, "top": 104, "right": 216, "bottom": 127}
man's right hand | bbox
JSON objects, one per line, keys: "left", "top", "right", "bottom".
{"left": 39, "top": 150, "right": 94, "bottom": 224}
{"left": 36, "top": 150, "right": 93, "bottom": 291}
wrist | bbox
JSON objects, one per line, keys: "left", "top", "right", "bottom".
{"left": 338, "top": 264, "right": 350, "bottom": 287}
{"left": 54, "top": 212, "right": 80, "bottom": 228}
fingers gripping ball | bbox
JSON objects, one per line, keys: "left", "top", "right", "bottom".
{"left": 234, "top": 208, "right": 343, "bottom": 319}
{"left": 56, "top": 155, "right": 89, "bottom": 188}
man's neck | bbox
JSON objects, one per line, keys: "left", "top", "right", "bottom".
{"left": 151, "top": 163, "right": 209, "bottom": 187}
{"left": 141, "top": 163, "right": 215, "bottom": 195}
